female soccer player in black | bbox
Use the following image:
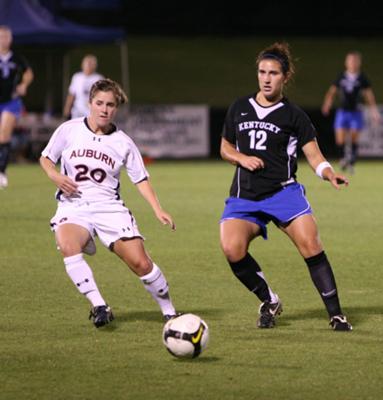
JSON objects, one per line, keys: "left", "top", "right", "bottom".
{"left": 0, "top": 25, "right": 33, "bottom": 188}
{"left": 220, "top": 42, "right": 352, "bottom": 331}
{"left": 322, "top": 51, "right": 380, "bottom": 173}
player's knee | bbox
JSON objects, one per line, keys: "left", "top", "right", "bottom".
{"left": 221, "top": 241, "right": 247, "bottom": 263}
{"left": 58, "top": 240, "right": 83, "bottom": 257}
{"left": 299, "top": 238, "right": 322, "bottom": 258}
{"left": 131, "top": 257, "right": 153, "bottom": 276}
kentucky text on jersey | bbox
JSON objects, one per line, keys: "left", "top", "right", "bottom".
{"left": 238, "top": 121, "right": 281, "bottom": 133}
{"left": 70, "top": 149, "right": 116, "bottom": 169}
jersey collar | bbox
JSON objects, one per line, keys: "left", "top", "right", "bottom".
{"left": 248, "top": 96, "right": 284, "bottom": 120}
{"left": 84, "top": 117, "right": 117, "bottom": 135}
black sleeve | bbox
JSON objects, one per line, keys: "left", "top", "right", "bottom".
{"left": 15, "top": 53, "right": 30, "bottom": 74}
{"left": 293, "top": 107, "right": 317, "bottom": 148}
{"left": 222, "top": 101, "right": 237, "bottom": 144}
{"left": 360, "top": 73, "right": 371, "bottom": 89}
{"left": 332, "top": 72, "right": 343, "bottom": 87}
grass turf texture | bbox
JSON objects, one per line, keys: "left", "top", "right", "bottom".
{"left": 1, "top": 160, "right": 382, "bottom": 400}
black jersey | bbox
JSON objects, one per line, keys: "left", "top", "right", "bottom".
{"left": 222, "top": 95, "right": 317, "bottom": 201}
{"left": 333, "top": 72, "right": 370, "bottom": 111}
{"left": 0, "top": 51, "right": 30, "bottom": 103}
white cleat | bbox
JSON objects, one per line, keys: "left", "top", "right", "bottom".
{"left": 0, "top": 172, "right": 8, "bottom": 189}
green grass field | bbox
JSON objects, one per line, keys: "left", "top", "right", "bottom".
{"left": 1, "top": 160, "right": 382, "bottom": 400}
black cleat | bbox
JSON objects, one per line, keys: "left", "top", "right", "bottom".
{"left": 329, "top": 315, "right": 352, "bottom": 331}
{"left": 257, "top": 297, "right": 283, "bottom": 328}
{"left": 89, "top": 305, "right": 114, "bottom": 328}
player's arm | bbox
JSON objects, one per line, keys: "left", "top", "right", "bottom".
{"left": 302, "top": 139, "right": 348, "bottom": 189}
{"left": 321, "top": 84, "right": 337, "bottom": 116}
{"left": 220, "top": 137, "right": 264, "bottom": 171}
{"left": 135, "top": 179, "right": 175, "bottom": 230}
{"left": 39, "top": 155, "right": 79, "bottom": 196}
{"left": 362, "top": 88, "right": 381, "bottom": 125}
{"left": 63, "top": 94, "right": 75, "bottom": 118}
{"left": 15, "top": 67, "right": 34, "bottom": 97}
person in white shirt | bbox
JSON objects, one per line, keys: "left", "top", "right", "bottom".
{"left": 41, "top": 78, "right": 177, "bottom": 328}
{"left": 63, "top": 54, "right": 103, "bottom": 119}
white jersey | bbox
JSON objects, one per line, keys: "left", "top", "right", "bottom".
{"left": 42, "top": 118, "right": 149, "bottom": 205}
{"left": 68, "top": 71, "right": 104, "bottom": 118}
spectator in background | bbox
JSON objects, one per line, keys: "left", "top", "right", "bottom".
{"left": 321, "top": 51, "right": 380, "bottom": 173}
{"left": 63, "top": 54, "right": 103, "bottom": 119}
{"left": 0, "top": 25, "right": 33, "bottom": 188}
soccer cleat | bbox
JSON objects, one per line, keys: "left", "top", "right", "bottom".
{"left": 347, "top": 164, "right": 355, "bottom": 175}
{"left": 257, "top": 298, "right": 283, "bottom": 328}
{"left": 89, "top": 305, "right": 114, "bottom": 328}
{"left": 0, "top": 172, "right": 8, "bottom": 188}
{"left": 329, "top": 315, "right": 353, "bottom": 331}
{"left": 163, "top": 313, "right": 182, "bottom": 322}
{"left": 339, "top": 158, "right": 348, "bottom": 171}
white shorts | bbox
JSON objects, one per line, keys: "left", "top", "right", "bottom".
{"left": 50, "top": 201, "right": 144, "bottom": 251}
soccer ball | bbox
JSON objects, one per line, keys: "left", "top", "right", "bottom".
{"left": 162, "top": 313, "right": 209, "bottom": 358}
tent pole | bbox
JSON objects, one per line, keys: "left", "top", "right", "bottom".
{"left": 44, "top": 52, "right": 54, "bottom": 118}
{"left": 62, "top": 51, "right": 71, "bottom": 115}
{"left": 120, "top": 39, "right": 130, "bottom": 108}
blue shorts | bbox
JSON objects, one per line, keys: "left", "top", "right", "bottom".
{"left": 0, "top": 98, "right": 23, "bottom": 118}
{"left": 220, "top": 183, "right": 312, "bottom": 239}
{"left": 334, "top": 109, "right": 364, "bottom": 131}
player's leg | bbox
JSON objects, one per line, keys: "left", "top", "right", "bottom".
{"left": 0, "top": 110, "right": 17, "bottom": 187}
{"left": 112, "top": 238, "right": 176, "bottom": 319}
{"left": 348, "top": 129, "right": 359, "bottom": 173}
{"left": 349, "top": 110, "right": 364, "bottom": 171}
{"left": 335, "top": 127, "right": 348, "bottom": 169}
{"left": 56, "top": 223, "right": 112, "bottom": 326}
{"left": 280, "top": 214, "right": 352, "bottom": 330}
{"left": 334, "top": 109, "right": 351, "bottom": 169}
{"left": 220, "top": 219, "right": 278, "bottom": 301}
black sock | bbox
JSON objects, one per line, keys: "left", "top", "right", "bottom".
{"left": 337, "top": 144, "right": 345, "bottom": 160}
{"left": 305, "top": 251, "right": 342, "bottom": 317}
{"left": 350, "top": 143, "right": 358, "bottom": 165}
{"left": 229, "top": 253, "right": 271, "bottom": 302}
{"left": 0, "top": 142, "right": 11, "bottom": 173}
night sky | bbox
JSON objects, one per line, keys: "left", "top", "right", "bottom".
{"left": 41, "top": 0, "right": 383, "bottom": 36}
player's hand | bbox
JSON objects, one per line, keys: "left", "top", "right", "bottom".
{"left": 328, "top": 173, "right": 349, "bottom": 189}
{"left": 238, "top": 154, "right": 264, "bottom": 171}
{"left": 155, "top": 210, "right": 176, "bottom": 231}
{"left": 50, "top": 173, "right": 80, "bottom": 196}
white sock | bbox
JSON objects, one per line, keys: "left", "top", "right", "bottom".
{"left": 140, "top": 263, "right": 176, "bottom": 316}
{"left": 64, "top": 253, "right": 106, "bottom": 307}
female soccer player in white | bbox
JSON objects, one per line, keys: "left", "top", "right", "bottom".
{"left": 40, "top": 79, "right": 177, "bottom": 327}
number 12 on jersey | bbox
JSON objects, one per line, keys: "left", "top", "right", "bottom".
{"left": 248, "top": 129, "right": 267, "bottom": 150}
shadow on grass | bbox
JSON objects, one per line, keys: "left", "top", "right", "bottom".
{"left": 278, "top": 305, "right": 381, "bottom": 327}
{"left": 170, "top": 356, "right": 221, "bottom": 363}
{"left": 105, "top": 308, "right": 224, "bottom": 326}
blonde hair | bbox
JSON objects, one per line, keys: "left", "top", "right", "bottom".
{"left": 89, "top": 78, "right": 128, "bottom": 106}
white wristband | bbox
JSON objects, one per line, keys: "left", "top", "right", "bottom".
{"left": 315, "top": 161, "right": 333, "bottom": 179}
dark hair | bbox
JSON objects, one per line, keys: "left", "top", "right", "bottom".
{"left": 256, "top": 42, "right": 295, "bottom": 81}
{"left": 89, "top": 78, "right": 128, "bottom": 106}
